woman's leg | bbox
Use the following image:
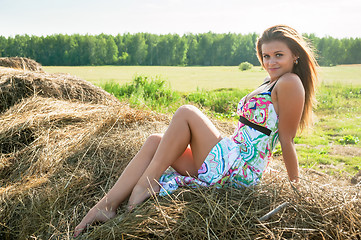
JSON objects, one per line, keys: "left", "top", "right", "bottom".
{"left": 127, "top": 105, "right": 222, "bottom": 208}
{"left": 74, "top": 105, "right": 222, "bottom": 236}
{"left": 74, "top": 134, "right": 163, "bottom": 237}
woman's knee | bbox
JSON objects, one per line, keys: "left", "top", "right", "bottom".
{"left": 174, "top": 105, "right": 200, "bottom": 118}
{"left": 145, "top": 134, "right": 162, "bottom": 146}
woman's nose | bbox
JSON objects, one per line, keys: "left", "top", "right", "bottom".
{"left": 268, "top": 57, "right": 277, "bottom": 65}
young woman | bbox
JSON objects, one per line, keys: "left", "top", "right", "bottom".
{"left": 74, "top": 25, "right": 318, "bottom": 237}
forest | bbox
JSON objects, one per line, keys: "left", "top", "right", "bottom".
{"left": 0, "top": 32, "right": 360, "bottom": 66}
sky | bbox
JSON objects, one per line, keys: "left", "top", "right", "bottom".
{"left": 1, "top": 0, "right": 360, "bottom": 39}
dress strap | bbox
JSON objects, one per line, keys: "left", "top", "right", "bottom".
{"left": 260, "top": 80, "right": 270, "bottom": 87}
{"left": 268, "top": 83, "right": 276, "bottom": 92}
{"left": 260, "top": 80, "right": 277, "bottom": 92}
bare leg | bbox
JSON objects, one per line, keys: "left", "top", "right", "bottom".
{"left": 74, "top": 105, "right": 222, "bottom": 236}
{"left": 127, "top": 105, "right": 222, "bottom": 208}
{"left": 74, "top": 134, "right": 163, "bottom": 237}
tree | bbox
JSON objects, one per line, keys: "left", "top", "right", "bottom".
{"left": 170, "top": 34, "right": 188, "bottom": 66}
{"left": 197, "top": 32, "right": 214, "bottom": 66}
{"left": 126, "top": 33, "right": 147, "bottom": 65}
{"left": 1, "top": 33, "right": 360, "bottom": 66}
{"left": 157, "top": 35, "right": 171, "bottom": 66}
{"left": 0, "top": 36, "right": 7, "bottom": 57}
{"left": 185, "top": 34, "right": 198, "bottom": 66}
{"left": 348, "top": 38, "right": 361, "bottom": 64}
{"left": 144, "top": 33, "right": 159, "bottom": 66}
{"left": 105, "top": 37, "right": 118, "bottom": 65}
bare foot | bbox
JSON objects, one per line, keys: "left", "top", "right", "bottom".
{"left": 74, "top": 204, "right": 116, "bottom": 237}
{"left": 127, "top": 180, "right": 160, "bottom": 211}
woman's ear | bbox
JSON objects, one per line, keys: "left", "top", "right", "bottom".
{"left": 293, "top": 56, "right": 300, "bottom": 65}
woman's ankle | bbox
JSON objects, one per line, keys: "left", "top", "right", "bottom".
{"left": 139, "top": 177, "right": 161, "bottom": 196}
{"left": 94, "top": 196, "right": 117, "bottom": 213}
{"left": 127, "top": 180, "right": 160, "bottom": 208}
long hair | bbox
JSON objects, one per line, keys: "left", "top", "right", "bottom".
{"left": 256, "top": 25, "right": 319, "bottom": 130}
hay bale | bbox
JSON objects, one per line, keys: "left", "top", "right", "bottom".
{"left": 0, "top": 66, "right": 119, "bottom": 113}
{"left": 0, "top": 96, "right": 169, "bottom": 178}
{"left": 0, "top": 57, "right": 43, "bottom": 72}
{"left": 0, "top": 96, "right": 170, "bottom": 239}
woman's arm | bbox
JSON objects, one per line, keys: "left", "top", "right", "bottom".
{"left": 274, "top": 73, "right": 305, "bottom": 182}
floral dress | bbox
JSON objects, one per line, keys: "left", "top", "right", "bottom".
{"left": 158, "top": 81, "right": 279, "bottom": 196}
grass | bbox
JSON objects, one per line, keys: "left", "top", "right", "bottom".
{"left": 318, "top": 64, "right": 361, "bottom": 86}
{"left": 292, "top": 82, "right": 361, "bottom": 174}
{"left": 102, "top": 75, "right": 182, "bottom": 113}
{"left": 44, "top": 65, "right": 361, "bottom": 92}
{"left": 44, "top": 66, "right": 275, "bottom": 92}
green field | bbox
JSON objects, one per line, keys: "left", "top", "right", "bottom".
{"left": 44, "top": 65, "right": 361, "bottom": 175}
{"left": 44, "top": 65, "right": 361, "bottom": 92}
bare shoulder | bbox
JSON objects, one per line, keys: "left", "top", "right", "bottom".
{"left": 275, "top": 73, "right": 304, "bottom": 94}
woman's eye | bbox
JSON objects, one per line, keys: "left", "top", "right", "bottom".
{"left": 276, "top": 54, "right": 283, "bottom": 57}
{"left": 263, "top": 55, "right": 269, "bottom": 59}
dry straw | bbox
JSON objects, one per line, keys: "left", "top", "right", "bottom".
{"left": 0, "top": 57, "right": 43, "bottom": 72}
{"left": 0, "top": 58, "right": 119, "bottom": 114}
{"left": 0, "top": 58, "right": 360, "bottom": 239}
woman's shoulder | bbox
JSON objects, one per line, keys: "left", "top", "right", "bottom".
{"left": 278, "top": 73, "right": 301, "bottom": 83}
{"left": 274, "top": 73, "right": 304, "bottom": 98}
{"left": 277, "top": 73, "right": 303, "bottom": 90}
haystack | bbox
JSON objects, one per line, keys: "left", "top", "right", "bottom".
{"left": 0, "top": 58, "right": 360, "bottom": 239}
{"left": 0, "top": 61, "right": 119, "bottom": 113}
{"left": 0, "top": 57, "right": 43, "bottom": 72}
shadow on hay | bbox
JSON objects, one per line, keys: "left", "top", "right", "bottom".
{"left": 0, "top": 128, "right": 35, "bottom": 154}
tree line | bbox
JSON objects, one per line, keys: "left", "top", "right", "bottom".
{"left": 0, "top": 33, "right": 360, "bottom": 66}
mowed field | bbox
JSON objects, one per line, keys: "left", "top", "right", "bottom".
{"left": 44, "top": 65, "right": 361, "bottom": 92}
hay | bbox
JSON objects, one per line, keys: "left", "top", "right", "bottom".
{"left": 0, "top": 58, "right": 360, "bottom": 239}
{"left": 0, "top": 96, "right": 170, "bottom": 239}
{"left": 0, "top": 57, "right": 43, "bottom": 72}
{"left": 0, "top": 66, "right": 119, "bottom": 113}
{"left": 78, "top": 165, "right": 361, "bottom": 240}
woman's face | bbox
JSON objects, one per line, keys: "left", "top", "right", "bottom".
{"left": 261, "top": 40, "right": 298, "bottom": 81}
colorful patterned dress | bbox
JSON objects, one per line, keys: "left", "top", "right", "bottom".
{"left": 158, "top": 81, "right": 279, "bottom": 196}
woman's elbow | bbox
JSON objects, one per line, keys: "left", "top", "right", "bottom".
{"left": 279, "top": 134, "right": 295, "bottom": 146}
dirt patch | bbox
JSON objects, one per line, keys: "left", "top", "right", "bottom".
{"left": 329, "top": 144, "right": 361, "bottom": 157}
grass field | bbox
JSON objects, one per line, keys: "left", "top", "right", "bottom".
{"left": 44, "top": 65, "right": 361, "bottom": 175}
{"left": 45, "top": 66, "right": 266, "bottom": 92}
{"left": 44, "top": 65, "right": 361, "bottom": 92}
